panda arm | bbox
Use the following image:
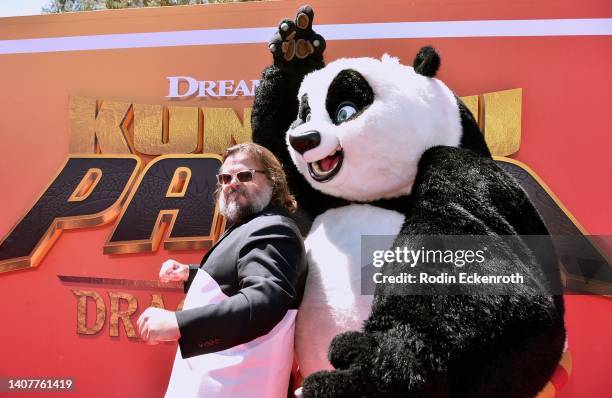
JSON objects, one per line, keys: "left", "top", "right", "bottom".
{"left": 251, "top": 64, "right": 315, "bottom": 160}
{"left": 251, "top": 5, "right": 325, "bottom": 158}
{"left": 302, "top": 146, "right": 565, "bottom": 398}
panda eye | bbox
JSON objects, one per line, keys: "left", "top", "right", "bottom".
{"left": 335, "top": 103, "right": 357, "bottom": 124}
{"left": 305, "top": 113, "right": 312, "bottom": 122}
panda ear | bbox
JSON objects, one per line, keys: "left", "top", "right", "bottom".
{"left": 413, "top": 46, "right": 440, "bottom": 77}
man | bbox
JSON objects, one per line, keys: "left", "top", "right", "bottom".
{"left": 137, "top": 143, "right": 307, "bottom": 398}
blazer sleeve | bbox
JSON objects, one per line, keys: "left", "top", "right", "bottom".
{"left": 175, "top": 219, "right": 305, "bottom": 358}
{"left": 183, "top": 265, "right": 200, "bottom": 294}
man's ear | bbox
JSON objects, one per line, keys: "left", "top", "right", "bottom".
{"left": 413, "top": 46, "right": 440, "bottom": 77}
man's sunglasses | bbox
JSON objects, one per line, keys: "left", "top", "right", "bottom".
{"left": 216, "top": 169, "right": 265, "bottom": 185}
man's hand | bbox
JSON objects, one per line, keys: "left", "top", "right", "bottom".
{"left": 137, "top": 307, "right": 180, "bottom": 345}
{"left": 159, "top": 259, "right": 190, "bottom": 283}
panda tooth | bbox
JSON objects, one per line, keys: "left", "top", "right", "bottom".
{"left": 328, "top": 146, "right": 342, "bottom": 157}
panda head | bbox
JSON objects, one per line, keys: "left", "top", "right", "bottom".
{"left": 285, "top": 47, "right": 463, "bottom": 202}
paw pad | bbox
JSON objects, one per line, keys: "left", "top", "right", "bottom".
{"left": 268, "top": 5, "right": 325, "bottom": 64}
{"left": 296, "top": 12, "right": 310, "bottom": 29}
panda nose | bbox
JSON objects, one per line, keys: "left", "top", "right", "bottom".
{"left": 289, "top": 131, "right": 321, "bottom": 155}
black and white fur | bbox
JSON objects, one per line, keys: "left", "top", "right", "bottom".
{"left": 288, "top": 54, "right": 465, "bottom": 377}
{"left": 252, "top": 7, "right": 564, "bottom": 398}
{"left": 289, "top": 54, "right": 462, "bottom": 201}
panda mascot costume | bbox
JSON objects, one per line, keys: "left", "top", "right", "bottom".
{"left": 252, "top": 6, "right": 565, "bottom": 398}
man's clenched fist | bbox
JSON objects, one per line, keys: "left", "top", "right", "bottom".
{"left": 137, "top": 307, "right": 180, "bottom": 344}
{"left": 159, "top": 259, "right": 190, "bottom": 283}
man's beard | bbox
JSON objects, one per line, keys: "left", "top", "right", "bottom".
{"left": 219, "top": 184, "right": 273, "bottom": 224}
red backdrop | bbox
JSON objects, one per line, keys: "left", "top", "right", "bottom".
{"left": 0, "top": 1, "right": 610, "bottom": 396}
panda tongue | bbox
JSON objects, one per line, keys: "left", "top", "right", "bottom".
{"left": 320, "top": 155, "right": 338, "bottom": 172}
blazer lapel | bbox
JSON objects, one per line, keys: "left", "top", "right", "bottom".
{"left": 199, "top": 222, "right": 237, "bottom": 267}
{"left": 198, "top": 204, "right": 286, "bottom": 267}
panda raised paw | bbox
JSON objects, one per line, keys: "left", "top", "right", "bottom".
{"left": 268, "top": 4, "right": 326, "bottom": 65}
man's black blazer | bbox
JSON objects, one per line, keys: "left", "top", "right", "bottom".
{"left": 175, "top": 204, "right": 307, "bottom": 358}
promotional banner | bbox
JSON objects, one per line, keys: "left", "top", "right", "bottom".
{"left": 0, "top": 0, "right": 611, "bottom": 396}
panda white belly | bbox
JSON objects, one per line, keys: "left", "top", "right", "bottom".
{"left": 295, "top": 204, "right": 405, "bottom": 377}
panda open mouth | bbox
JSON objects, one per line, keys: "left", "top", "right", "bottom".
{"left": 307, "top": 145, "right": 344, "bottom": 182}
